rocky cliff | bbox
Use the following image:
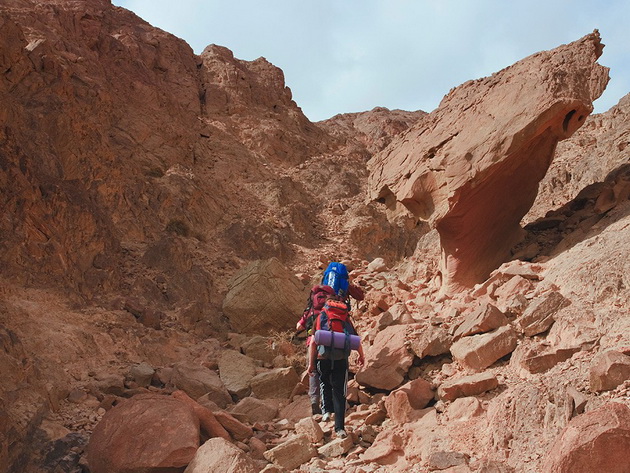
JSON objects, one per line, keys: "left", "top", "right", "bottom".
{"left": 1, "top": 1, "right": 629, "bottom": 473}
{"left": 0, "top": 0, "right": 413, "bottom": 318}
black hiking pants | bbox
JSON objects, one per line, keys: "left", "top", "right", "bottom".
{"left": 317, "top": 358, "right": 348, "bottom": 432}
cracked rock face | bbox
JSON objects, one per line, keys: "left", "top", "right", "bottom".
{"left": 368, "top": 31, "right": 609, "bottom": 295}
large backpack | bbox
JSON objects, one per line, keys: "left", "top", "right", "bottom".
{"left": 321, "top": 262, "right": 349, "bottom": 297}
{"left": 302, "top": 285, "right": 336, "bottom": 335}
{"left": 315, "top": 299, "right": 356, "bottom": 360}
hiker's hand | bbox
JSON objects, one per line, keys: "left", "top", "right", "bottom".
{"left": 307, "top": 363, "right": 315, "bottom": 374}
{"left": 357, "top": 354, "right": 365, "bottom": 367}
{"left": 296, "top": 322, "right": 304, "bottom": 331}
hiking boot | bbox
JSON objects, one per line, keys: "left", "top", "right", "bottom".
{"left": 321, "top": 412, "right": 331, "bottom": 422}
{"left": 336, "top": 429, "right": 347, "bottom": 439}
{"left": 311, "top": 402, "right": 321, "bottom": 415}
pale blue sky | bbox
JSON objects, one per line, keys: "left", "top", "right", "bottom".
{"left": 112, "top": 0, "right": 630, "bottom": 122}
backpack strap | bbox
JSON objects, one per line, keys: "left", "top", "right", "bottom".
{"left": 315, "top": 310, "right": 324, "bottom": 332}
{"left": 304, "top": 307, "right": 315, "bottom": 333}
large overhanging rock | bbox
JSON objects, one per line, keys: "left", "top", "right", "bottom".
{"left": 368, "top": 31, "right": 609, "bottom": 295}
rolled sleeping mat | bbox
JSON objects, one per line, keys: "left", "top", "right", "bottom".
{"left": 314, "top": 330, "right": 360, "bottom": 350}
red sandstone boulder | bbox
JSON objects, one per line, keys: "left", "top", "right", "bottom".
{"left": 445, "top": 397, "right": 485, "bottom": 422}
{"left": 171, "top": 362, "right": 232, "bottom": 408}
{"left": 250, "top": 367, "right": 300, "bottom": 399}
{"left": 318, "top": 436, "right": 355, "bottom": 458}
{"left": 450, "top": 325, "right": 519, "bottom": 371}
{"left": 400, "top": 377, "right": 435, "bottom": 409}
{"left": 473, "top": 260, "right": 543, "bottom": 298}
{"left": 278, "top": 394, "right": 312, "bottom": 422}
{"left": 385, "top": 378, "right": 434, "bottom": 423}
{"left": 263, "top": 434, "right": 317, "bottom": 470}
{"left": 516, "top": 291, "right": 570, "bottom": 336}
{"left": 213, "top": 410, "right": 253, "bottom": 442}
{"left": 492, "top": 275, "right": 534, "bottom": 311}
{"left": 171, "top": 390, "right": 231, "bottom": 440}
{"left": 222, "top": 258, "right": 308, "bottom": 334}
{"left": 362, "top": 409, "right": 442, "bottom": 468}
{"left": 408, "top": 324, "right": 453, "bottom": 359}
{"left": 241, "top": 336, "right": 279, "bottom": 365}
{"left": 514, "top": 344, "right": 580, "bottom": 374}
{"left": 361, "top": 430, "right": 405, "bottom": 465}
{"left": 589, "top": 350, "right": 630, "bottom": 392}
{"left": 184, "top": 437, "right": 259, "bottom": 473}
{"left": 542, "top": 402, "right": 630, "bottom": 472}
{"left": 295, "top": 416, "right": 325, "bottom": 443}
{"left": 377, "top": 302, "right": 415, "bottom": 329}
{"left": 453, "top": 303, "right": 508, "bottom": 340}
{"left": 218, "top": 349, "right": 257, "bottom": 398}
{"left": 230, "top": 396, "right": 279, "bottom": 423}
{"left": 87, "top": 394, "right": 199, "bottom": 473}
{"left": 356, "top": 325, "right": 415, "bottom": 390}
{"left": 437, "top": 372, "right": 499, "bottom": 401}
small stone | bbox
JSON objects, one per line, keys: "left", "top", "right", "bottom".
{"left": 318, "top": 436, "right": 354, "bottom": 458}
{"left": 295, "top": 416, "right": 324, "bottom": 443}
{"left": 68, "top": 388, "right": 87, "bottom": 404}
{"left": 263, "top": 434, "right": 317, "bottom": 471}
{"left": 589, "top": 350, "right": 630, "bottom": 392}
{"left": 129, "top": 362, "right": 155, "bottom": 388}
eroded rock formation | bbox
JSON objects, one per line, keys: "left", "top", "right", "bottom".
{"left": 368, "top": 31, "right": 609, "bottom": 294}
{"left": 526, "top": 91, "right": 630, "bottom": 223}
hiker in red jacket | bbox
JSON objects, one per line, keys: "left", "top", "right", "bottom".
{"left": 307, "top": 294, "right": 365, "bottom": 439}
{"left": 296, "top": 284, "right": 336, "bottom": 415}
{"left": 297, "top": 262, "right": 365, "bottom": 416}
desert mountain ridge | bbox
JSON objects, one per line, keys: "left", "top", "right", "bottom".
{"left": 1, "top": 1, "right": 629, "bottom": 472}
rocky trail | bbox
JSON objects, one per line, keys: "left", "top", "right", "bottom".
{"left": 1, "top": 1, "right": 629, "bottom": 473}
